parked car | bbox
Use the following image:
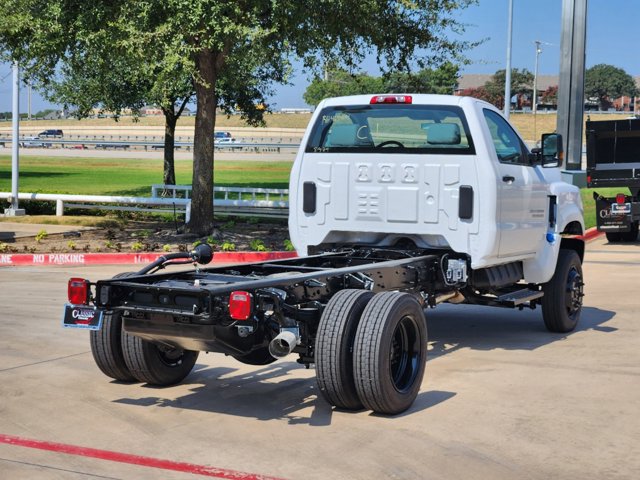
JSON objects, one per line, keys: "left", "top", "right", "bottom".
{"left": 214, "top": 137, "right": 241, "bottom": 150}
{"left": 38, "top": 129, "right": 63, "bottom": 138}
{"left": 20, "top": 137, "right": 52, "bottom": 148}
{"left": 214, "top": 131, "right": 232, "bottom": 139}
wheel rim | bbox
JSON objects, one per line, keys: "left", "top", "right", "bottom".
{"left": 389, "top": 315, "right": 421, "bottom": 392}
{"left": 565, "top": 267, "right": 584, "bottom": 319}
{"left": 156, "top": 345, "right": 185, "bottom": 367}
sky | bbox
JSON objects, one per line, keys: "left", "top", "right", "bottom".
{"left": 0, "top": 0, "right": 638, "bottom": 112}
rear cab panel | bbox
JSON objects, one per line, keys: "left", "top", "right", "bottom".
{"left": 289, "top": 95, "right": 490, "bottom": 261}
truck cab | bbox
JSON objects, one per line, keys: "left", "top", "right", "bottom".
{"left": 289, "top": 94, "right": 584, "bottom": 283}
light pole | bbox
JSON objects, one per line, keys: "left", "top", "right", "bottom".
{"left": 533, "top": 41, "right": 542, "bottom": 114}
{"left": 5, "top": 61, "right": 25, "bottom": 216}
{"left": 504, "top": 0, "right": 514, "bottom": 118}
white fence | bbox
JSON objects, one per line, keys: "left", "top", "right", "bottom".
{"left": 0, "top": 185, "right": 290, "bottom": 219}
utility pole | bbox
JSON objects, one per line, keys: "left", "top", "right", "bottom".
{"left": 557, "top": 0, "right": 588, "bottom": 177}
{"left": 5, "top": 61, "right": 25, "bottom": 216}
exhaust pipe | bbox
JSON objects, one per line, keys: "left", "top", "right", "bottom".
{"left": 269, "top": 328, "right": 300, "bottom": 359}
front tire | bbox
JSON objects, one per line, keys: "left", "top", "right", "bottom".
{"left": 316, "top": 289, "right": 374, "bottom": 410}
{"left": 353, "top": 292, "right": 427, "bottom": 415}
{"left": 542, "top": 249, "right": 584, "bottom": 333}
{"left": 122, "top": 335, "right": 198, "bottom": 386}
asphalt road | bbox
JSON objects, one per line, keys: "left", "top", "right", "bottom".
{"left": 7, "top": 146, "right": 296, "bottom": 162}
{"left": 0, "top": 236, "right": 639, "bottom": 479}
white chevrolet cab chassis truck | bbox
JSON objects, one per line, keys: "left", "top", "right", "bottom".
{"left": 64, "top": 94, "right": 585, "bottom": 415}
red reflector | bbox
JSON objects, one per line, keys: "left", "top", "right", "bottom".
{"left": 370, "top": 95, "right": 413, "bottom": 104}
{"left": 616, "top": 193, "right": 626, "bottom": 204}
{"left": 586, "top": 176, "right": 591, "bottom": 184}
{"left": 68, "top": 278, "right": 89, "bottom": 305}
{"left": 229, "top": 291, "right": 252, "bottom": 320}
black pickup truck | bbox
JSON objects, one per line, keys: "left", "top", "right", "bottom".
{"left": 586, "top": 118, "right": 640, "bottom": 242}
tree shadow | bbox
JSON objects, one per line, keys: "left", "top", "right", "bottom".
{"left": 426, "top": 305, "right": 616, "bottom": 360}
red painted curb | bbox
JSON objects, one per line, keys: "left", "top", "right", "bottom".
{"left": 0, "top": 433, "right": 285, "bottom": 479}
{"left": 578, "top": 227, "right": 602, "bottom": 242}
{"left": 0, "top": 251, "right": 297, "bottom": 267}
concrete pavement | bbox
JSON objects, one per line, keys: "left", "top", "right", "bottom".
{"left": 0, "top": 235, "right": 638, "bottom": 479}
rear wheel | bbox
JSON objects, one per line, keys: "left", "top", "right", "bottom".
{"left": 542, "top": 249, "right": 584, "bottom": 333}
{"left": 621, "top": 222, "right": 639, "bottom": 242}
{"left": 122, "top": 335, "right": 198, "bottom": 386}
{"left": 90, "top": 312, "right": 136, "bottom": 382}
{"left": 353, "top": 292, "right": 427, "bottom": 415}
{"left": 316, "top": 289, "right": 374, "bottom": 410}
{"left": 606, "top": 231, "right": 622, "bottom": 242}
{"left": 89, "top": 272, "right": 137, "bottom": 382}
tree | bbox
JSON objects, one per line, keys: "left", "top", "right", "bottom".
{"left": 304, "top": 63, "right": 461, "bottom": 107}
{"left": 1, "top": 0, "right": 479, "bottom": 235}
{"left": 459, "top": 86, "right": 502, "bottom": 106}
{"left": 540, "top": 85, "right": 558, "bottom": 107}
{"left": 383, "top": 62, "right": 460, "bottom": 95}
{"left": 35, "top": 20, "right": 194, "bottom": 187}
{"left": 483, "top": 68, "right": 534, "bottom": 110}
{"left": 585, "top": 64, "right": 638, "bottom": 111}
{"left": 303, "top": 70, "right": 384, "bottom": 106}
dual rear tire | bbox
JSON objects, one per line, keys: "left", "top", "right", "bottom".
{"left": 316, "top": 290, "right": 427, "bottom": 415}
{"left": 90, "top": 312, "right": 198, "bottom": 385}
{"left": 89, "top": 273, "right": 198, "bottom": 385}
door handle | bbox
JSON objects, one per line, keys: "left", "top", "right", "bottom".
{"left": 502, "top": 175, "right": 515, "bottom": 183}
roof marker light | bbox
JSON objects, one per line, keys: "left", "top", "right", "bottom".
{"left": 370, "top": 95, "right": 413, "bottom": 104}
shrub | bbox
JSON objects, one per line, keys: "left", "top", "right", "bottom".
{"left": 35, "top": 229, "right": 48, "bottom": 243}
{"left": 221, "top": 241, "right": 236, "bottom": 251}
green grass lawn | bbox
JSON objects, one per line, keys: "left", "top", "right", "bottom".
{"left": 2, "top": 153, "right": 630, "bottom": 230}
{"left": 0, "top": 155, "right": 291, "bottom": 197}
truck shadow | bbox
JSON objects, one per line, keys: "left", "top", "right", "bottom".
{"left": 112, "top": 306, "right": 611, "bottom": 423}
{"left": 113, "top": 362, "right": 455, "bottom": 424}
{"left": 427, "top": 305, "right": 616, "bottom": 359}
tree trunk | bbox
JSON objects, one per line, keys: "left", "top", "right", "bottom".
{"left": 186, "top": 50, "right": 218, "bottom": 235}
{"left": 162, "top": 108, "right": 177, "bottom": 187}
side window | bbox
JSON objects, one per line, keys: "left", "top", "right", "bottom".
{"left": 483, "top": 109, "right": 527, "bottom": 165}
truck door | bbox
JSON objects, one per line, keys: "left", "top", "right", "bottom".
{"left": 482, "top": 109, "right": 548, "bottom": 258}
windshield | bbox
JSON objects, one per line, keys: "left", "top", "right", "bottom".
{"left": 306, "top": 104, "right": 475, "bottom": 155}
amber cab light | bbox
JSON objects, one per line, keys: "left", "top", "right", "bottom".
{"left": 370, "top": 95, "right": 412, "bottom": 104}
{"left": 229, "top": 291, "right": 253, "bottom": 320}
{"left": 616, "top": 193, "right": 626, "bottom": 204}
{"left": 68, "top": 278, "right": 90, "bottom": 305}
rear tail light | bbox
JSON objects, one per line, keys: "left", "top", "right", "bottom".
{"left": 68, "top": 278, "right": 90, "bottom": 305}
{"left": 370, "top": 95, "right": 412, "bottom": 104}
{"left": 229, "top": 291, "right": 253, "bottom": 320}
{"left": 616, "top": 193, "right": 626, "bottom": 204}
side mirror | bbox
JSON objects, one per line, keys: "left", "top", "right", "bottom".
{"left": 540, "top": 133, "right": 563, "bottom": 168}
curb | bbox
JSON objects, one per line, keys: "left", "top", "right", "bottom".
{"left": 579, "top": 227, "right": 602, "bottom": 242}
{"left": 0, "top": 251, "right": 298, "bottom": 267}
{"left": 0, "top": 229, "right": 603, "bottom": 267}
